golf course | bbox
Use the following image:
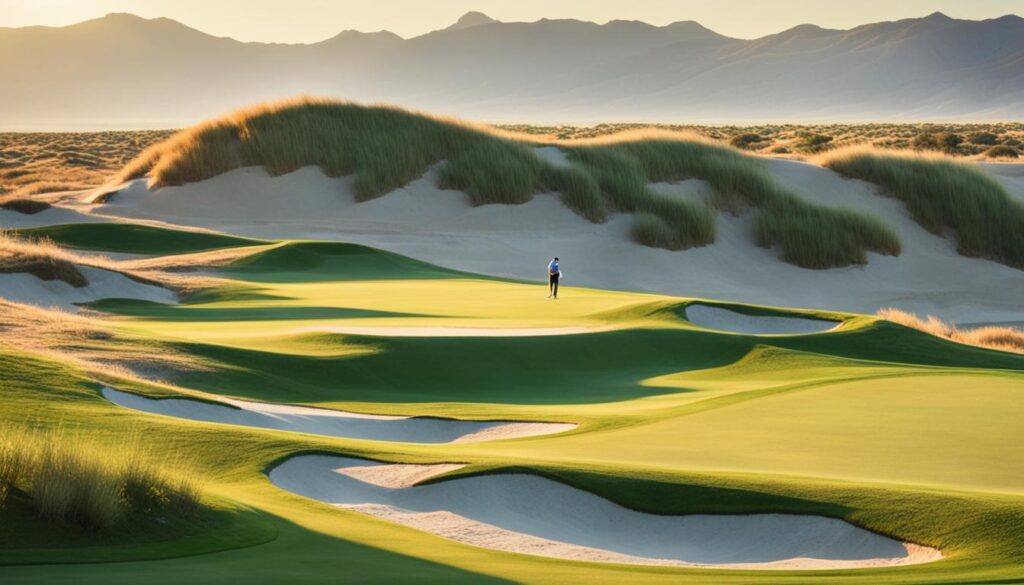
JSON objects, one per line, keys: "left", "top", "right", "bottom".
{"left": 2, "top": 94, "right": 1024, "bottom": 583}
{"left": 0, "top": 213, "right": 1023, "bottom": 582}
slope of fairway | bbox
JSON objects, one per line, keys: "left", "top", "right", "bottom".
{"left": 14, "top": 223, "right": 263, "bottom": 255}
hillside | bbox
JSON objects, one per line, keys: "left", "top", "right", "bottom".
{"left": 2, "top": 11, "right": 1024, "bottom": 128}
{"left": 10, "top": 99, "right": 1010, "bottom": 325}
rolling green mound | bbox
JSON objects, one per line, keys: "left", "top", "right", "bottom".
{"left": 3, "top": 228, "right": 1024, "bottom": 583}
{"left": 223, "top": 241, "right": 470, "bottom": 282}
{"left": 14, "top": 223, "right": 264, "bottom": 255}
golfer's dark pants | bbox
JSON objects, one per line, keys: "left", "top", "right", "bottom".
{"left": 549, "top": 273, "right": 559, "bottom": 296}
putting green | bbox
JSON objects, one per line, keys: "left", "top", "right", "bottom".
{"left": 2, "top": 228, "right": 1024, "bottom": 583}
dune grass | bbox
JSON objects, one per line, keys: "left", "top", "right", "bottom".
{"left": 878, "top": 307, "right": 1024, "bottom": 354}
{"left": 568, "top": 135, "right": 900, "bottom": 266}
{"left": 820, "top": 146, "right": 1024, "bottom": 268}
{"left": 0, "top": 425, "right": 200, "bottom": 530}
{"left": 0, "top": 231, "right": 89, "bottom": 287}
{"left": 115, "top": 99, "right": 902, "bottom": 267}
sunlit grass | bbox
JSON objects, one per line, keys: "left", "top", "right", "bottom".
{"left": 820, "top": 146, "right": 1024, "bottom": 268}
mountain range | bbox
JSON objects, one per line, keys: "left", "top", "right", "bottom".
{"left": 2, "top": 11, "right": 1023, "bottom": 129}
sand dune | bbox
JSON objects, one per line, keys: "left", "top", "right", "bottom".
{"left": 102, "top": 388, "right": 575, "bottom": 444}
{"left": 269, "top": 455, "right": 942, "bottom": 570}
{"left": 84, "top": 160, "right": 1024, "bottom": 324}
{"left": 0, "top": 266, "right": 175, "bottom": 310}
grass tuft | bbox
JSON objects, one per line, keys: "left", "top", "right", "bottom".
{"left": 0, "top": 426, "right": 202, "bottom": 530}
{"left": 821, "top": 146, "right": 1024, "bottom": 268}
{"left": 878, "top": 308, "right": 1024, "bottom": 354}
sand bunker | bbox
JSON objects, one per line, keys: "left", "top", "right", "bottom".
{"left": 102, "top": 388, "right": 575, "bottom": 444}
{"left": 270, "top": 455, "right": 941, "bottom": 570}
{"left": 685, "top": 304, "right": 838, "bottom": 335}
{"left": 0, "top": 266, "right": 176, "bottom": 310}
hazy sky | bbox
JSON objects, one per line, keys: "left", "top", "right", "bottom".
{"left": 3, "top": 0, "right": 1022, "bottom": 41}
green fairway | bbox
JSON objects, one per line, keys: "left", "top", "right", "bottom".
{"left": 3, "top": 229, "right": 1024, "bottom": 584}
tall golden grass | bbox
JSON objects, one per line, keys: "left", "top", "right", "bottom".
{"left": 877, "top": 308, "right": 1024, "bottom": 354}
{"left": 0, "top": 230, "right": 225, "bottom": 294}
{"left": 0, "top": 425, "right": 201, "bottom": 529}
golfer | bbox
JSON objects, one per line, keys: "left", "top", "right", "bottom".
{"left": 547, "top": 257, "right": 561, "bottom": 299}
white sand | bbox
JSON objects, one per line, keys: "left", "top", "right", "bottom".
{"left": 0, "top": 266, "right": 176, "bottom": 310}
{"left": 339, "top": 464, "right": 467, "bottom": 488}
{"left": 533, "top": 146, "right": 572, "bottom": 168}
{"left": 101, "top": 387, "right": 575, "bottom": 444}
{"left": 84, "top": 161, "right": 1024, "bottom": 323}
{"left": 684, "top": 304, "right": 838, "bottom": 335}
{"left": 269, "top": 455, "right": 942, "bottom": 570}
{"left": 0, "top": 205, "right": 101, "bottom": 229}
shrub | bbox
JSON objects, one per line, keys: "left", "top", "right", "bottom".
{"left": 729, "top": 133, "right": 765, "bottom": 149}
{"left": 911, "top": 133, "right": 941, "bottom": 151}
{"left": 986, "top": 145, "right": 1020, "bottom": 159}
{"left": 798, "top": 134, "right": 833, "bottom": 152}
{"left": 820, "top": 147, "right": 1024, "bottom": 268}
{"left": 936, "top": 132, "right": 964, "bottom": 152}
{"left": 968, "top": 132, "right": 999, "bottom": 146}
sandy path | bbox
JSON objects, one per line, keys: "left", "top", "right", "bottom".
{"left": 102, "top": 388, "right": 575, "bottom": 444}
{"left": 270, "top": 455, "right": 942, "bottom": 570}
{"left": 82, "top": 162, "right": 1024, "bottom": 324}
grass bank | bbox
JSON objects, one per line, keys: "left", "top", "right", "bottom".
{"left": 820, "top": 146, "right": 1024, "bottom": 268}
{"left": 567, "top": 134, "right": 901, "bottom": 267}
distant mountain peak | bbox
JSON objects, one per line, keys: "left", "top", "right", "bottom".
{"left": 923, "top": 11, "right": 953, "bottom": 21}
{"left": 447, "top": 11, "right": 497, "bottom": 31}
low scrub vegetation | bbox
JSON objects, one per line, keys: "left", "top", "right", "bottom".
{"left": 820, "top": 146, "right": 1024, "bottom": 268}
{"left": 0, "top": 130, "right": 172, "bottom": 202}
{"left": 0, "top": 426, "right": 201, "bottom": 530}
{"left": 878, "top": 308, "right": 1024, "bottom": 354}
{"left": 986, "top": 145, "right": 1020, "bottom": 159}
{"left": 503, "top": 122, "right": 1024, "bottom": 160}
